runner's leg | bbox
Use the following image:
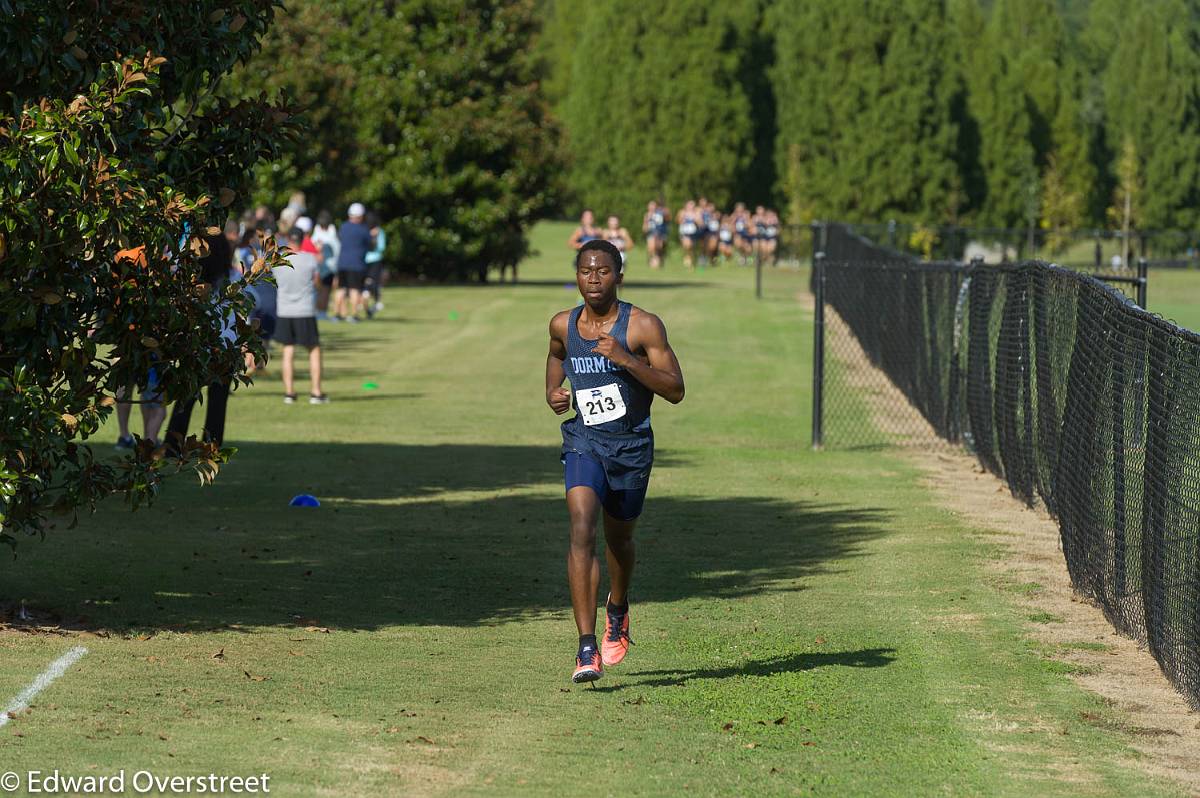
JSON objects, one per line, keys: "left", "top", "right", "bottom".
{"left": 566, "top": 486, "right": 602, "bottom": 636}
{"left": 602, "top": 511, "right": 635, "bottom": 607}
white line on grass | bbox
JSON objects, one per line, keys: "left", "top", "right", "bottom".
{"left": 0, "top": 646, "right": 88, "bottom": 727}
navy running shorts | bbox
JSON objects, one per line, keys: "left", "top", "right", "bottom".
{"left": 564, "top": 451, "right": 648, "bottom": 521}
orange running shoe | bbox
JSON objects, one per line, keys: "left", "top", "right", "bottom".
{"left": 573, "top": 645, "right": 603, "bottom": 683}
{"left": 601, "top": 595, "right": 633, "bottom": 667}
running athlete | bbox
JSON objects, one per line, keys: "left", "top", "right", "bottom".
{"left": 642, "top": 200, "right": 669, "bottom": 269}
{"left": 545, "top": 239, "right": 685, "bottom": 684}
{"left": 748, "top": 205, "right": 768, "bottom": 264}
{"left": 703, "top": 201, "right": 721, "bottom": 265}
{"left": 760, "top": 208, "right": 781, "bottom": 267}
{"left": 604, "top": 215, "right": 634, "bottom": 266}
{"left": 676, "top": 200, "right": 702, "bottom": 269}
{"left": 732, "top": 202, "right": 754, "bottom": 264}
{"left": 717, "top": 213, "right": 736, "bottom": 263}
{"left": 568, "top": 209, "right": 602, "bottom": 252}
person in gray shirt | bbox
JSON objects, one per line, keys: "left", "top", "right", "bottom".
{"left": 274, "top": 228, "right": 329, "bottom": 404}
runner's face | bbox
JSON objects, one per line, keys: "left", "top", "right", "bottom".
{"left": 576, "top": 250, "right": 621, "bottom": 305}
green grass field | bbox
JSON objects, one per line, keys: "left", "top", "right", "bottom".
{"left": 0, "top": 222, "right": 1193, "bottom": 796}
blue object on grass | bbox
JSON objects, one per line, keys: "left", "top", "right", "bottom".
{"left": 289, "top": 494, "right": 321, "bottom": 508}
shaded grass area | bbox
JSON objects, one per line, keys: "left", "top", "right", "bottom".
{"left": 0, "top": 222, "right": 1189, "bottom": 796}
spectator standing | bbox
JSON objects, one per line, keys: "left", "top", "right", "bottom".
{"left": 113, "top": 244, "right": 166, "bottom": 449}
{"left": 311, "top": 210, "right": 340, "bottom": 320}
{"left": 165, "top": 234, "right": 238, "bottom": 454}
{"left": 334, "top": 202, "right": 374, "bottom": 323}
{"left": 364, "top": 212, "right": 387, "bottom": 317}
{"left": 275, "top": 227, "right": 329, "bottom": 404}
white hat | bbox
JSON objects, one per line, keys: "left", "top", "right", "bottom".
{"left": 348, "top": 202, "right": 366, "bottom": 218}
{"left": 295, "top": 215, "right": 314, "bottom": 233}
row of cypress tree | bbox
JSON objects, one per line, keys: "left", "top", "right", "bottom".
{"left": 545, "top": 0, "right": 1200, "bottom": 235}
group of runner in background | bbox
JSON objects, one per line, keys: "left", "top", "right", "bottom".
{"left": 567, "top": 200, "right": 782, "bottom": 270}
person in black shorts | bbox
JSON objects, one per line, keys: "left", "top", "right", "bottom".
{"left": 334, "top": 202, "right": 374, "bottom": 323}
{"left": 545, "top": 239, "right": 685, "bottom": 683}
{"left": 274, "top": 228, "right": 329, "bottom": 404}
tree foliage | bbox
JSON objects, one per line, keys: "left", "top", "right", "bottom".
{"left": 0, "top": 0, "right": 296, "bottom": 548}
{"left": 533, "top": 0, "right": 1200, "bottom": 236}
{"left": 560, "top": 0, "right": 764, "bottom": 229}
{"left": 1088, "top": 0, "right": 1200, "bottom": 230}
{"left": 772, "top": 0, "right": 963, "bottom": 224}
{"left": 234, "top": 0, "right": 562, "bottom": 281}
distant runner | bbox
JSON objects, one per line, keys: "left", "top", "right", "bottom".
{"left": 545, "top": 239, "right": 685, "bottom": 684}
{"left": 642, "top": 200, "right": 669, "bottom": 270}
{"left": 603, "top": 214, "right": 634, "bottom": 266}
{"left": 568, "top": 209, "right": 602, "bottom": 252}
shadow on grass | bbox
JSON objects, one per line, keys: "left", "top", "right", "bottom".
{"left": 3, "top": 443, "right": 889, "bottom": 634}
{"left": 590, "top": 649, "right": 898, "bottom": 692}
{"left": 400, "top": 279, "right": 715, "bottom": 290}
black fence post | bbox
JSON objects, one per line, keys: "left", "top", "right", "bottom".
{"left": 1137, "top": 257, "right": 1148, "bottom": 309}
{"left": 755, "top": 242, "right": 763, "bottom": 300}
{"left": 812, "top": 251, "right": 827, "bottom": 450}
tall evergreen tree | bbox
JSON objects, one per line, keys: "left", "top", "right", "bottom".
{"left": 561, "top": 0, "right": 762, "bottom": 227}
{"left": 772, "top": 0, "right": 963, "bottom": 224}
{"left": 1088, "top": 0, "right": 1200, "bottom": 230}
{"left": 956, "top": 0, "right": 1096, "bottom": 230}
{"left": 532, "top": 0, "right": 588, "bottom": 112}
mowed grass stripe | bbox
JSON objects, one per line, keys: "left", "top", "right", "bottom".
{"left": 0, "top": 222, "right": 1184, "bottom": 796}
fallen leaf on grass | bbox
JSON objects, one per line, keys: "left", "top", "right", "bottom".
{"left": 158, "top": 734, "right": 169, "bottom": 741}
{"left": 304, "top": 626, "right": 330, "bottom": 634}
{"left": 814, "top": 636, "right": 826, "bottom": 645}
{"left": 721, "top": 722, "right": 734, "bottom": 732}
{"left": 745, "top": 743, "right": 758, "bottom": 749}
{"left": 774, "top": 716, "right": 787, "bottom": 725}
{"left": 243, "top": 671, "right": 269, "bottom": 682}
{"left": 415, "top": 736, "right": 436, "bottom": 745}
{"left": 211, "top": 649, "right": 225, "bottom": 661}
{"left": 622, "top": 695, "right": 645, "bottom": 705}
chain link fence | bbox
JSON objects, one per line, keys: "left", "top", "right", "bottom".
{"left": 812, "top": 222, "right": 1200, "bottom": 708}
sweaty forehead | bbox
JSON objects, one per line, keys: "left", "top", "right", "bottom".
{"left": 578, "top": 250, "right": 617, "bottom": 270}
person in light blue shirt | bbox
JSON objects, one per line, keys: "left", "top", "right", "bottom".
{"left": 364, "top": 212, "right": 387, "bottom": 317}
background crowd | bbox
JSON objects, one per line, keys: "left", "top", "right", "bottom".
{"left": 114, "top": 193, "right": 390, "bottom": 452}
{"left": 569, "top": 201, "right": 782, "bottom": 270}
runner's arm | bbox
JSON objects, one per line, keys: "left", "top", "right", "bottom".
{"left": 567, "top": 227, "right": 582, "bottom": 251}
{"left": 598, "top": 313, "right": 684, "bottom": 404}
{"left": 546, "top": 313, "right": 571, "bottom": 414}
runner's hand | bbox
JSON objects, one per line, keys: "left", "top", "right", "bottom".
{"left": 547, "top": 387, "right": 572, "bottom": 415}
{"left": 594, "top": 333, "right": 631, "bottom": 368}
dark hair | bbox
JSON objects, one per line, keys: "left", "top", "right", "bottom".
{"left": 574, "top": 239, "right": 622, "bottom": 271}
{"left": 287, "top": 226, "right": 304, "bottom": 243}
{"left": 199, "top": 233, "right": 233, "bottom": 286}
{"left": 317, "top": 209, "right": 332, "bottom": 226}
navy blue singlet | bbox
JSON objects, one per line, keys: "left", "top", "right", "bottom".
{"left": 561, "top": 301, "right": 654, "bottom": 490}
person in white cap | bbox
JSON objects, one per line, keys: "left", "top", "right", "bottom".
{"left": 294, "top": 215, "right": 321, "bottom": 258}
{"left": 333, "top": 202, "right": 375, "bottom": 322}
